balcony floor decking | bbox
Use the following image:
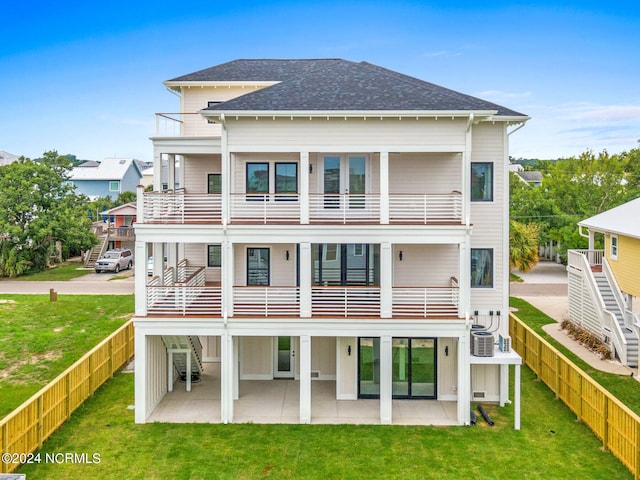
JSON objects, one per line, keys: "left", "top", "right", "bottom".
{"left": 147, "top": 363, "right": 458, "bottom": 425}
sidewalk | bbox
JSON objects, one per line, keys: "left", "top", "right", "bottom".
{"left": 511, "top": 261, "right": 638, "bottom": 377}
{"left": 0, "top": 270, "right": 135, "bottom": 295}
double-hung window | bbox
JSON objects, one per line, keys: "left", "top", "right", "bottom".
{"left": 207, "top": 245, "right": 221, "bottom": 268}
{"left": 471, "top": 163, "right": 493, "bottom": 201}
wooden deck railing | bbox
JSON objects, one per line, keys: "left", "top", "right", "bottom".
{"left": 233, "top": 287, "right": 300, "bottom": 316}
{"left": 389, "top": 192, "right": 462, "bottom": 223}
{"left": 143, "top": 190, "right": 222, "bottom": 224}
{"left": 510, "top": 312, "right": 640, "bottom": 479}
{"left": 311, "top": 287, "right": 381, "bottom": 316}
{"left": 0, "top": 321, "right": 134, "bottom": 474}
{"left": 392, "top": 285, "right": 459, "bottom": 317}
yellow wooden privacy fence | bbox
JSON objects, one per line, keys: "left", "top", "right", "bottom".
{"left": 0, "top": 320, "right": 134, "bottom": 474}
{"left": 510, "top": 313, "right": 640, "bottom": 480}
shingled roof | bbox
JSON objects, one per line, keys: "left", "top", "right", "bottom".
{"left": 168, "top": 59, "right": 527, "bottom": 117}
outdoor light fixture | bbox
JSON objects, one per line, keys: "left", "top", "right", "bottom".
{"left": 445, "top": 346, "right": 449, "bottom": 356}
{"left": 347, "top": 345, "right": 352, "bottom": 356}
{"left": 399, "top": 251, "right": 403, "bottom": 261}
{"left": 309, "top": 164, "right": 313, "bottom": 174}
{"left": 285, "top": 250, "right": 290, "bottom": 261}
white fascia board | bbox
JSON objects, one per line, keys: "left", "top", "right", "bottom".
{"left": 200, "top": 109, "right": 497, "bottom": 119}
{"left": 489, "top": 115, "right": 531, "bottom": 124}
{"left": 163, "top": 80, "right": 279, "bottom": 92}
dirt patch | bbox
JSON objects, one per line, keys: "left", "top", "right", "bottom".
{"left": 0, "top": 350, "right": 62, "bottom": 382}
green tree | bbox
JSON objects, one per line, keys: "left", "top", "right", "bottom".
{"left": 509, "top": 220, "right": 540, "bottom": 272}
{"left": 0, "top": 151, "right": 97, "bottom": 276}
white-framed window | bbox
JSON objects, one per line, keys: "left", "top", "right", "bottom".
{"left": 471, "top": 163, "right": 493, "bottom": 202}
{"left": 109, "top": 181, "right": 120, "bottom": 192}
{"left": 471, "top": 248, "right": 493, "bottom": 288}
{"left": 610, "top": 234, "right": 618, "bottom": 260}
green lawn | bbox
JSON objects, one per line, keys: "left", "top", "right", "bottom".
{"left": 0, "top": 294, "right": 134, "bottom": 416}
{"left": 17, "top": 369, "right": 632, "bottom": 479}
{"left": 7, "top": 260, "right": 92, "bottom": 281}
{"left": 510, "top": 297, "right": 640, "bottom": 416}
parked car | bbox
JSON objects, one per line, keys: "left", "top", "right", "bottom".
{"left": 95, "top": 248, "right": 133, "bottom": 273}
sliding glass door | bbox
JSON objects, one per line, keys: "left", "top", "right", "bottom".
{"left": 359, "top": 337, "right": 436, "bottom": 399}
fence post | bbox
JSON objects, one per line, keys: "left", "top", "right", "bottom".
{"left": 89, "top": 354, "right": 95, "bottom": 394}
{"left": 65, "top": 372, "right": 71, "bottom": 417}
{"left": 537, "top": 335, "right": 543, "bottom": 380}
{"left": 37, "top": 395, "right": 44, "bottom": 448}
{"left": 1, "top": 422, "right": 7, "bottom": 473}
{"left": 602, "top": 395, "right": 609, "bottom": 451}
{"left": 109, "top": 337, "right": 114, "bottom": 377}
{"left": 636, "top": 418, "right": 640, "bottom": 480}
{"left": 554, "top": 354, "right": 560, "bottom": 399}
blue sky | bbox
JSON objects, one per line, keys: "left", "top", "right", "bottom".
{"left": 2, "top": 1, "right": 639, "bottom": 162}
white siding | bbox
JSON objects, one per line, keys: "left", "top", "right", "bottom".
{"left": 336, "top": 337, "right": 357, "bottom": 399}
{"left": 201, "top": 336, "right": 221, "bottom": 362}
{"left": 182, "top": 154, "right": 221, "bottom": 192}
{"left": 568, "top": 270, "right": 604, "bottom": 339}
{"left": 437, "top": 338, "right": 458, "bottom": 400}
{"left": 393, "top": 244, "right": 458, "bottom": 286}
{"left": 389, "top": 153, "right": 461, "bottom": 194}
{"left": 234, "top": 244, "right": 297, "bottom": 286}
{"left": 184, "top": 243, "right": 221, "bottom": 283}
{"left": 469, "top": 123, "right": 507, "bottom": 312}
{"left": 471, "top": 364, "right": 500, "bottom": 403}
{"left": 240, "top": 336, "right": 273, "bottom": 379}
{"left": 227, "top": 118, "right": 467, "bottom": 150}
{"left": 146, "top": 336, "right": 168, "bottom": 416}
{"left": 311, "top": 337, "right": 336, "bottom": 378}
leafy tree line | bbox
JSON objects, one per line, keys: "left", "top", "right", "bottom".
{"left": 510, "top": 147, "right": 640, "bottom": 270}
{"left": 0, "top": 151, "right": 142, "bottom": 277}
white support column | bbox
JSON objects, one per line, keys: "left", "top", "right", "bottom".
{"left": 457, "top": 333, "right": 471, "bottom": 425}
{"left": 299, "top": 335, "right": 312, "bottom": 424}
{"left": 514, "top": 364, "right": 521, "bottom": 430}
{"left": 222, "top": 241, "right": 234, "bottom": 318}
{"left": 134, "top": 241, "right": 147, "bottom": 316}
{"left": 153, "top": 242, "right": 164, "bottom": 281}
{"left": 379, "top": 151, "right": 389, "bottom": 224}
{"left": 233, "top": 336, "right": 239, "bottom": 400}
{"left": 167, "top": 351, "right": 174, "bottom": 393}
{"left": 167, "top": 242, "right": 178, "bottom": 272}
{"left": 499, "top": 364, "right": 508, "bottom": 406}
{"left": 185, "top": 350, "right": 192, "bottom": 392}
{"left": 458, "top": 238, "right": 470, "bottom": 318}
{"left": 153, "top": 154, "right": 163, "bottom": 191}
{"left": 168, "top": 154, "right": 176, "bottom": 191}
{"left": 178, "top": 155, "right": 185, "bottom": 189}
{"left": 220, "top": 333, "right": 234, "bottom": 423}
{"left": 380, "top": 242, "right": 393, "bottom": 318}
{"left": 134, "top": 331, "right": 147, "bottom": 423}
{"left": 299, "top": 242, "right": 312, "bottom": 317}
{"left": 380, "top": 335, "right": 393, "bottom": 424}
{"left": 221, "top": 120, "right": 229, "bottom": 226}
{"left": 300, "top": 151, "right": 310, "bottom": 224}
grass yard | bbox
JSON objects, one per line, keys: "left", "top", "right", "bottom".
{"left": 0, "top": 294, "right": 134, "bottom": 416}
{"left": 17, "top": 369, "right": 632, "bottom": 479}
{"left": 7, "top": 259, "right": 92, "bottom": 281}
{"left": 510, "top": 297, "right": 640, "bottom": 416}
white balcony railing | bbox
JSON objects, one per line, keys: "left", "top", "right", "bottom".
{"left": 311, "top": 287, "right": 381, "bottom": 316}
{"left": 143, "top": 190, "right": 222, "bottom": 223}
{"left": 309, "top": 194, "right": 380, "bottom": 224}
{"left": 569, "top": 249, "right": 604, "bottom": 269}
{"left": 229, "top": 194, "right": 300, "bottom": 223}
{"left": 392, "top": 286, "right": 459, "bottom": 318}
{"left": 389, "top": 192, "right": 462, "bottom": 224}
{"left": 233, "top": 287, "right": 300, "bottom": 316}
{"left": 155, "top": 113, "right": 220, "bottom": 137}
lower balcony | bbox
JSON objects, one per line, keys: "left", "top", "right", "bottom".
{"left": 144, "top": 272, "right": 459, "bottom": 319}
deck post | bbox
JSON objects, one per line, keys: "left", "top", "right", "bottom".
{"left": 380, "top": 335, "right": 393, "bottom": 424}
{"left": 299, "top": 335, "right": 312, "bottom": 424}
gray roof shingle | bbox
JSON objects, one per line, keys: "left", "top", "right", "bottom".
{"left": 169, "top": 59, "right": 526, "bottom": 117}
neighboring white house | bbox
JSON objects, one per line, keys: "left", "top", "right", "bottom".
{"left": 567, "top": 198, "right": 640, "bottom": 367}
{"left": 133, "top": 59, "right": 529, "bottom": 427}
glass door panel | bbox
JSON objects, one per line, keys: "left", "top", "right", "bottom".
{"left": 323, "top": 156, "right": 341, "bottom": 208}
{"left": 410, "top": 338, "right": 436, "bottom": 398}
{"left": 358, "top": 338, "right": 380, "bottom": 397}
{"left": 348, "top": 156, "right": 366, "bottom": 209}
{"left": 247, "top": 248, "right": 270, "bottom": 286}
{"left": 392, "top": 338, "right": 409, "bottom": 396}
{"left": 275, "top": 336, "right": 294, "bottom": 378}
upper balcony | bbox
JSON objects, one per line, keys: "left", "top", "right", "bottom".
{"left": 140, "top": 190, "right": 462, "bottom": 226}
{"left": 155, "top": 113, "right": 220, "bottom": 138}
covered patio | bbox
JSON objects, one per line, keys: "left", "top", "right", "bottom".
{"left": 147, "top": 363, "right": 458, "bottom": 425}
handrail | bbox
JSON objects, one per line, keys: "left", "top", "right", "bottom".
{"left": 603, "top": 257, "right": 632, "bottom": 330}
{"left": 571, "top": 250, "right": 627, "bottom": 364}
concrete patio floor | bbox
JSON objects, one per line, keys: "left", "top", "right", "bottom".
{"left": 147, "top": 363, "right": 458, "bottom": 425}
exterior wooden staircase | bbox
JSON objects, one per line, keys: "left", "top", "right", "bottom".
{"left": 162, "top": 336, "right": 204, "bottom": 379}
{"left": 84, "top": 235, "right": 109, "bottom": 268}
{"left": 594, "top": 272, "right": 639, "bottom": 367}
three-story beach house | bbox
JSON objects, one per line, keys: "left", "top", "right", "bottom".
{"left": 133, "top": 59, "right": 528, "bottom": 426}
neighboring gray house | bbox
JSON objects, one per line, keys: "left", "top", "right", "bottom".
{"left": 515, "top": 170, "right": 543, "bottom": 187}
{"left": 69, "top": 158, "right": 143, "bottom": 200}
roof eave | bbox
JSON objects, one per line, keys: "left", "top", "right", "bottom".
{"left": 200, "top": 109, "right": 500, "bottom": 119}
{"left": 163, "top": 80, "right": 279, "bottom": 92}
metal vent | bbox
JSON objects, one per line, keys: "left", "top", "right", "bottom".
{"left": 471, "top": 331, "right": 494, "bottom": 357}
